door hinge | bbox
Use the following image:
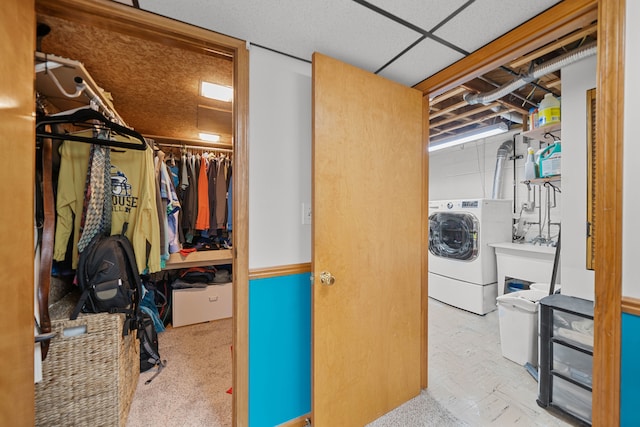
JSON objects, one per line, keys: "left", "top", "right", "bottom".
{"left": 304, "top": 418, "right": 312, "bottom": 427}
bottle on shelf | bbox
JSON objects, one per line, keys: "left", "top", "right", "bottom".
{"left": 538, "top": 93, "right": 561, "bottom": 127}
{"left": 538, "top": 141, "right": 562, "bottom": 178}
{"left": 524, "top": 147, "right": 537, "bottom": 181}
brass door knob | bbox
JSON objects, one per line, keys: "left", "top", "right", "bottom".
{"left": 320, "top": 271, "right": 336, "bottom": 286}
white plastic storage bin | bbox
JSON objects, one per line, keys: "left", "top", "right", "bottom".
{"left": 496, "top": 289, "right": 547, "bottom": 366}
{"left": 172, "top": 282, "right": 233, "bottom": 327}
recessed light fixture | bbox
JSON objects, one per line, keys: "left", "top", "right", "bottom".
{"left": 428, "top": 122, "right": 509, "bottom": 152}
{"left": 199, "top": 132, "right": 221, "bottom": 143}
{"left": 200, "top": 81, "right": 233, "bottom": 102}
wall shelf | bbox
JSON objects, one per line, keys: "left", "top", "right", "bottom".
{"left": 522, "top": 122, "right": 561, "bottom": 142}
{"left": 163, "top": 249, "right": 233, "bottom": 270}
{"left": 523, "top": 176, "right": 561, "bottom": 185}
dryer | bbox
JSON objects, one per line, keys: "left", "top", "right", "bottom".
{"left": 428, "top": 198, "right": 512, "bottom": 315}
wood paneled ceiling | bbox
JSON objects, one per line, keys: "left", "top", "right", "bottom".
{"left": 429, "top": 22, "right": 597, "bottom": 143}
{"left": 36, "top": 14, "right": 234, "bottom": 148}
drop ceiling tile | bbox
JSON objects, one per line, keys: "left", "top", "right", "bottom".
{"left": 432, "top": 0, "right": 562, "bottom": 53}
{"left": 377, "top": 38, "right": 464, "bottom": 87}
{"left": 139, "top": 0, "right": 422, "bottom": 76}
{"left": 366, "top": 0, "right": 470, "bottom": 31}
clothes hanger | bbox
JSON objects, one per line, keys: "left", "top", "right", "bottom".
{"left": 36, "top": 107, "right": 148, "bottom": 151}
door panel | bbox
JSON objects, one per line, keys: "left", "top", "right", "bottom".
{"left": 1, "top": 0, "right": 36, "bottom": 425}
{"left": 312, "top": 53, "right": 423, "bottom": 426}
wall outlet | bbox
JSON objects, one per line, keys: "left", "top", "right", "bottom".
{"left": 302, "top": 203, "right": 312, "bottom": 225}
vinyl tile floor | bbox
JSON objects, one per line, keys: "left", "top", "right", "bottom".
{"left": 415, "top": 297, "right": 582, "bottom": 426}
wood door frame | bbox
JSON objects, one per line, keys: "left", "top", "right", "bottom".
{"left": 417, "top": 0, "right": 625, "bottom": 424}
{"left": 33, "top": 0, "right": 250, "bottom": 425}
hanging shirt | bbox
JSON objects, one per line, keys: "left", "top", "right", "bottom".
{"left": 182, "top": 153, "right": 199, "bottom": 242}
{"left": 227, "top": 164, "right": 233, "bottom": 232}
{"left": 215, "top": 157, "right": 228, "bottom": 229}
{"left": 53, "top": 140, "right": 91, "bottom": 267}
{"left": 195, "top": 155, "right": 210, "bottom": 230}
{"left": 207, "top": 155, "right": 217, "bottom": 235}
{"left": 54, "top": 134, "right": 161, "bottom": 273}
{"left": 160, "top": 158, "right": 181, "bottom": 253}
{"left": 154, "top": 152, "right": 169, "bottom": 261}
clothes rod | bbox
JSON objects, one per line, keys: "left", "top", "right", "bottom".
{"left": 153, "top": 141, "right": 233, "bottom": 154}
{"left": 144, "top": 134, "right": 232, "bottom": 151}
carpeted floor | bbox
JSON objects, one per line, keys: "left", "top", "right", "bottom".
{"left": 366, "top": 390, "right": 468, "bottom": 426}
{"left": 126, "top": 318, "right": 233, "bottom": 427}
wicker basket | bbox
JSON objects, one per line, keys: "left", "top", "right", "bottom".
{"left": 35, "top": 311, "right": 140, "bottom": 427}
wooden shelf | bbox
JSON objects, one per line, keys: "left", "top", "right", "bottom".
{"left": 163, "top": 249, "right": 233, "bottom": 270}
{"left": 522, "top": 122, "right": 561, "bottom": 142}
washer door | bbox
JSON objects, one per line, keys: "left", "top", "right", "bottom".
{"left": 429, "top": 212, "right": 479, "bottom": 261}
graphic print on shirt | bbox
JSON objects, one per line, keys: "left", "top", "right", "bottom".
{"left": 111, "top": 165, "right": 138, "bottom": 213}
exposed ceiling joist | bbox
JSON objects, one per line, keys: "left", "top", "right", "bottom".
{"left": 431, "top": 102, "right": 501, "bottom": 128}
{"left": 509, "top": 22, "right": 598, "bottom": 69}
{"left": 430, "top": 109, "right": 515, "bottom": 138}
{"left": 430, "top": 100, "right": 468, "bottom": 119}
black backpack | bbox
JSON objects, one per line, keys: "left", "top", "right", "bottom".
{"left": 71, "top": 229, "right": 166, "bottom": 380}
{"left": 70, "top": 231, "right": 141, "bottom": 336}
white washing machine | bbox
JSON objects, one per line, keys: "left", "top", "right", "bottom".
{"left": 428, "top": 198, "right": 512, "bottom": 315}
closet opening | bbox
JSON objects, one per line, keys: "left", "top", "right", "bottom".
{"left": 34, "top": 0, "right": 249, "bottom": 425}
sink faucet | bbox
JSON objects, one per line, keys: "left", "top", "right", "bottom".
{"left": 530, "top": 235, "right": 547, "bottom": 246}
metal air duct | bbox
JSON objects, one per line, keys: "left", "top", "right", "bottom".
{"left": 492, "top": 140, "right": 513, "bottom": 199}
{"left": 464, "top": 41, "right": 597, "bottom": 105}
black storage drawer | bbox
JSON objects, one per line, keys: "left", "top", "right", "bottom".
{"left": 538, "top": 294, "right": 594, "bottom": 426}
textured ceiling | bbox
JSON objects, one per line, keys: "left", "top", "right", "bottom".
{"left": 138, "top": 0, "right": 561, "bottom": 87}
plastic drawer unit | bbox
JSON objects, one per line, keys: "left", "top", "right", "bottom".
{"left": 537, "top": 294, "right": 594, "bottom": 426}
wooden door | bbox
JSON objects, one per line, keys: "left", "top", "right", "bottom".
{"left": 312, "top": 53, "right": 424, "bottom": 426}
{"left": 1, "top": 0, "right": 36, "bottom": 425}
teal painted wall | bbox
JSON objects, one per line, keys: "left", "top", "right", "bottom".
{"left": 249, "top": 273, "right": 311, "bottom": 426}
{"left": 621, "top": 313, "right": 640, "bottom": 426}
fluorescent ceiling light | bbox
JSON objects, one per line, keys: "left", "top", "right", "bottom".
{"left": 198, "top": 132, "right": 221, "bottom": 142}
{"left": 428, "top": 122, "right": 509, "bottom": 152}
{"left": 200, "top": 81, "right": 233, "bottom": 102}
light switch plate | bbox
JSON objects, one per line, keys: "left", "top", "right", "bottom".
{"left": 302, "top": 203, "right": 312, "bottom": 225}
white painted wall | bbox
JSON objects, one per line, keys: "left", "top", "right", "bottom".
{"left": 248, "top": 46, "right": 312, "bottom": 269}
{"left": 623, "top": 0, "right": 640, "bottom": 299}
{"left": 559, "top": 56, "right": 596, "bottom": 301}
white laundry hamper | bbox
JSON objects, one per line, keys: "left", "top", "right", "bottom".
{"left": 496, "top": 289, "right": 548, "bottom": 366}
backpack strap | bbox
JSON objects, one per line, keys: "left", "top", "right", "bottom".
{"left": 70, "top": 232, "right": 102, "bottom": 321}
{"left": 115, "top": 230, "right": 144, "bottom": 335}
{"left": 70, "top": 289, "right": 90, "bottom": 320}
